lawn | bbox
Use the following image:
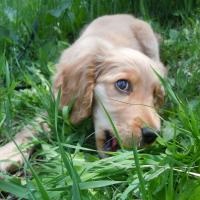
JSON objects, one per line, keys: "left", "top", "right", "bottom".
{"left": 0, "top": 0, "right": 200, "bottom": 199}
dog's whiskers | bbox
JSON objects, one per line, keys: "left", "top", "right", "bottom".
{"left": 109, "top": 98, "right": 155, "bottom": 108}
{"left": 85, "top": 132, "right": 95, "bottom": 140}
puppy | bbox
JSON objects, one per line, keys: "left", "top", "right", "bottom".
{"left": 0, "top": 14, "right": 166, "bottom": 171}
{"left": 54, "top": 14, "right": 166, "bottom": 157}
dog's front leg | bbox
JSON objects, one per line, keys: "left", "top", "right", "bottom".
{"left": 0, "top": 117, "right": 48, "bottom": 172}
{"left": 0, "top": 126, "right": 35, "bottom": 172}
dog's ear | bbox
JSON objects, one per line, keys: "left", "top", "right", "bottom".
{"left": 157, "top": 61, "right": 168, "bottom": 77}
{"left": 53, "top": 52, "right": 95, "bottom": 124}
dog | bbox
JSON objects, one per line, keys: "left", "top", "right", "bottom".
{"left": 0, "top": 14, "right": 166, "bottom": 171}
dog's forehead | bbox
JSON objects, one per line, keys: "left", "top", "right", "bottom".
{"left": 117, "top": 49, "right": 161, "bottom": 71}
{"left": 96, "top": 67, "right": 160, "bottom": 88}
{"left": 96, "top": 49, "right": 162, "bottom": 85}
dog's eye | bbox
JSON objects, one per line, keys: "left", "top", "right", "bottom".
{"left": 115, "top": 79, "right": 131, "bottom": 93}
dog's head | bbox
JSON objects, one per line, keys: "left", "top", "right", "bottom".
{"left": 54, "top": 45, "right": 166, "bottom": 156}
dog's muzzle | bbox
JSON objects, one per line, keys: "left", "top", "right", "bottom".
{"left": 141, "top": 127, "right": 157, "bottom": 144}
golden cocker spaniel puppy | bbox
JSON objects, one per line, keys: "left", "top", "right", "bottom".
{"left": 0, "top": 14, "right": 166, "bottom": 171}
{"left": 54, "top": 14, "right": 166, "bottom": 157}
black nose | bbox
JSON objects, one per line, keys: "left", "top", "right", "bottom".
{"left": 141, "top": 127, "right": 157, "bottom": 144}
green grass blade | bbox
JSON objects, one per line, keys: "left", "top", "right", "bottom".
{"left": 97, "top": 98, "right": 123, "bottom": 150}
{"left": 152, "top": 68, "right": 180, "bottom": 105}
{"left": 54, "top": 90, "right": 82, "bottom": 200}
{"left": 4, "top": 60, "right": 50, "bottom": 200}
{"left": 132, "top": 143, "right": 148, "bottom": 200}
{"left": 79, "top": 180, "right": 123, "bottom": 190}
{"left": 0, "top": 180, "right": 28, "bottom": 199}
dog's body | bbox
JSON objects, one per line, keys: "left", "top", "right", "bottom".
{"left": 0, "top": 14, "right": 166, "bottom": 171}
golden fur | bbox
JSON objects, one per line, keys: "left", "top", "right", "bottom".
{"left": 54, "top": 14, "right": 166, "bottom": 157}
{"left": 0, "top": 14, "right": 166, "bottom": 171}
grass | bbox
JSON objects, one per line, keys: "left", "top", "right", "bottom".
{"left": 0, "top": 0, "right": 200, "bottom": 199}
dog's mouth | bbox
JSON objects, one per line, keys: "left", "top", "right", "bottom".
{"left": 104, "top": 130, "right": 119, "bottom": 152}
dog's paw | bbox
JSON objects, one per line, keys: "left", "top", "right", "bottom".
{"left": 0, "top": 142, "right": 29, "bottom": 172}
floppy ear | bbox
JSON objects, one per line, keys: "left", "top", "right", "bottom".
{"left": 53, "top": 51, "right": 95, "bottom": 124}
{"left": 157, "top": 61, "right": 168, "bottom": 77}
